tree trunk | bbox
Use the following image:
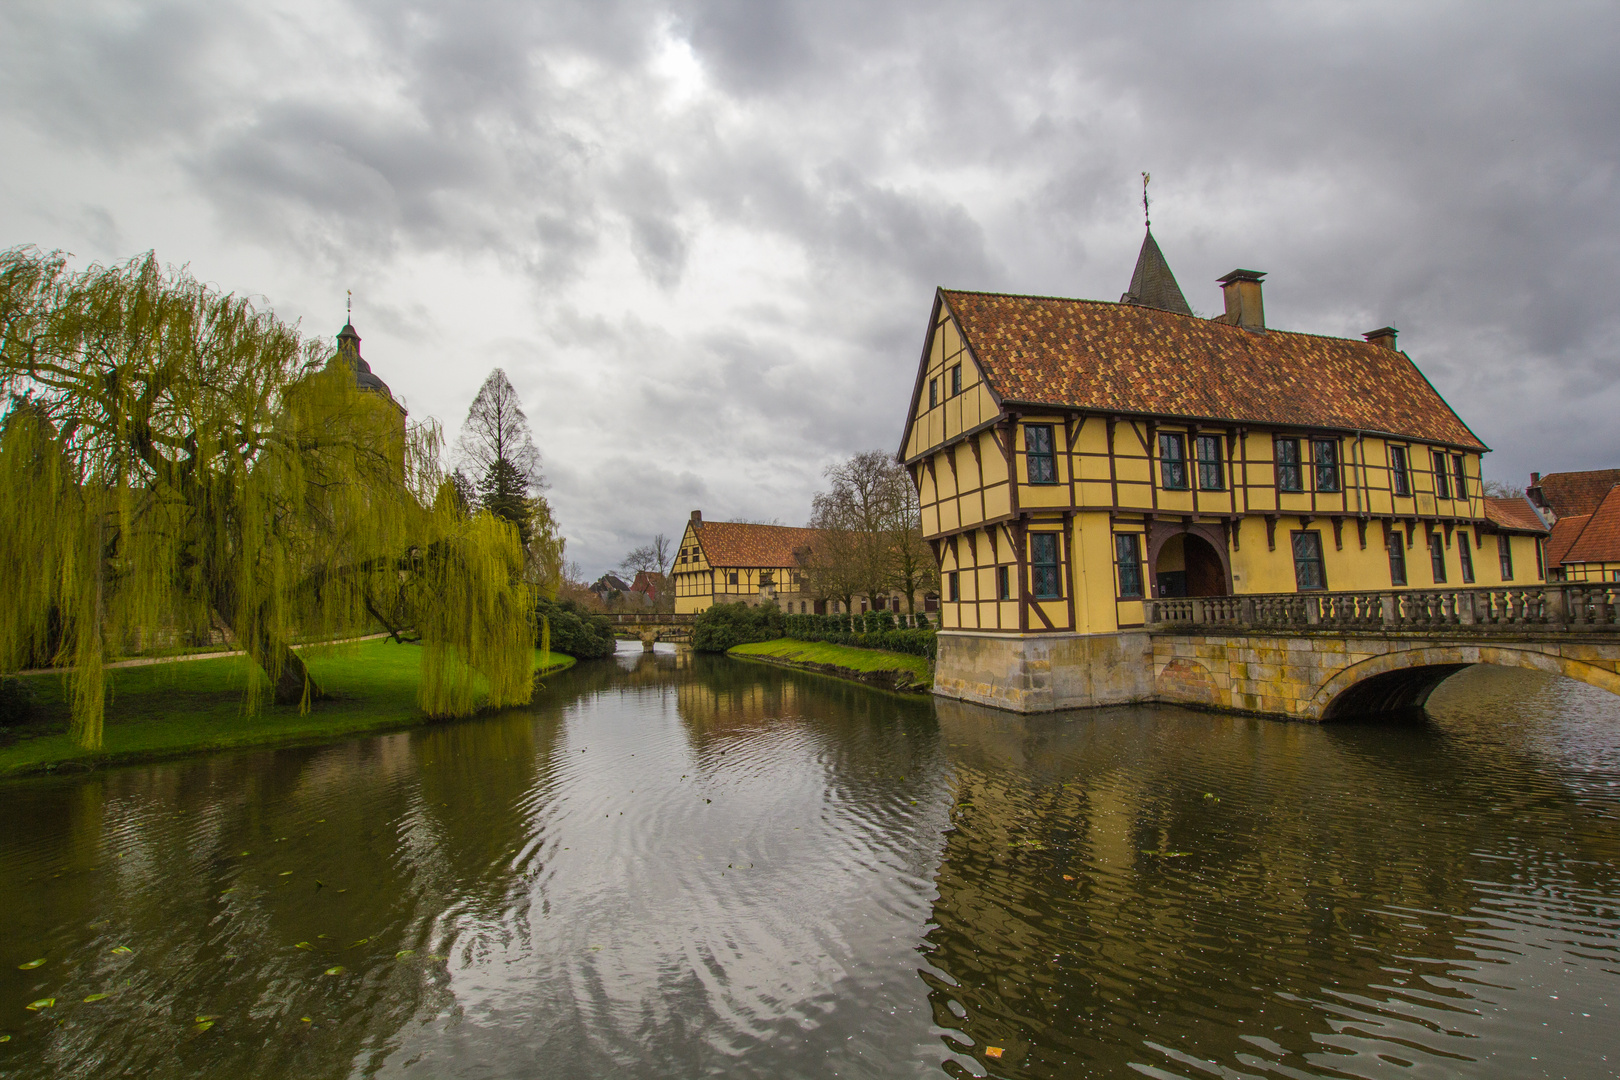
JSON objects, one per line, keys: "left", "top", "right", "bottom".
{"left": 212, "top": 585, "right": 324, "bottom": 707}
{"left": 254, "top": 635, "right": 322, "bottom": 707}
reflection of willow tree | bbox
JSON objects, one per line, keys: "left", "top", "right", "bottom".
{"left": 923, "top": 700, "right": 1620, "bottom": 1076}
{"left": 0, "top": 709, "right": 563, "bottom": 1077}
{"left": 0, "top": 249, "right": 534, "bottom": 749}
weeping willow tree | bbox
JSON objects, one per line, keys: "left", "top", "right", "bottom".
{"left": 0, "top": 247, "right": 536, "bottom": 749}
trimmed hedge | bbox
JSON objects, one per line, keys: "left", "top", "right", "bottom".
{"left": 697, "top": 605, "right": 938, "bottom": 659}
{"left": 693, "top": 601, "right": 785, "bottom": 653}
{"left": 535, "top": 597, "right": 617, "bottom": 660}
{"left": 781, "top": 612, "right": 937, "bottom": 660}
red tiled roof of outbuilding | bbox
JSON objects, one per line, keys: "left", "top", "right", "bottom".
{"left": 1546, "top": 514, "right": 1593, "bottom": 568}
{"left": 1534, "top": 469, "right": 1620, "bottom": 518}
{"left": 1483, "top": 496, "right": 1548, "bottom": 534}
{"left": 694, "top": 521, "right": 820, "bottom": 569}
{"left": 1562, "top": 486, "right": 1620, "bottom": 565}
{"left": 938, "top": 290, "right": 1485, "bottom": 448}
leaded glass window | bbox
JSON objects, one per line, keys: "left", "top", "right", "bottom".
{"left": 1292, "top": 531, "right": 1326, "bottom": 591}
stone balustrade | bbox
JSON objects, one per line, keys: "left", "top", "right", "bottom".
{"left": 1147, "top": 583, "right": 1619, "bottom": 634}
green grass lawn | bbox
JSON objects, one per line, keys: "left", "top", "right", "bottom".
{"left": 728, "top": 638, "right": 933, "bottom": 686}
{"left": 0, "top": 639, "right": 575, "bottom": 777}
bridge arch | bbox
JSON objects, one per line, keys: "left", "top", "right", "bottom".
{"left": 1313, "top": 646, "right": 1620, "bottom": 721}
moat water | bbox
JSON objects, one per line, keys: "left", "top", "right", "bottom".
{"left": 1, "top": 644, "right": 1617, "bottom": 1078}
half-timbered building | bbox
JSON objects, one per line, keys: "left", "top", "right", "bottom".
{"left": 671, "top": 512, "right": 820, "bottom": 615}
{"left": 899, "top": 228, "right": 1548, "bottom": 711}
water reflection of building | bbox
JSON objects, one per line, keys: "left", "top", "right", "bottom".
{"left": 922, "top": 695, "right": 1620, "bottom": 1075}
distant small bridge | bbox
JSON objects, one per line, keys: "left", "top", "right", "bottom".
{"left": 1147, "top": 583, "right": 1620, "bottom": 720}
{"left": 608, "top": 613, "right": 695, "bottom": 649}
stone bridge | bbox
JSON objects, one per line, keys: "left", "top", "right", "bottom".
{"left": 1148, "top": 583, "right": 1620, "bottom": 720}
{"left": 608, "top": 613, "right": 694, "bottom": 649}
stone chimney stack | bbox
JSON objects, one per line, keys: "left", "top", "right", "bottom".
{"left": 1217, "top": 269, "right": 1266, "bottom": 330}
{"left": 690, "top": 509, "right": 703, "bottom": 527}
{"left": 1362, "top": 326, "right": 1399, "bottom": 350}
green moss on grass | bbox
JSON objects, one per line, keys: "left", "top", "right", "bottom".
{"left": 0, "top": 639, "right": 575, "bottom": 777}
{"left": 728, "top": 638, "right": 933, "bottom": 687}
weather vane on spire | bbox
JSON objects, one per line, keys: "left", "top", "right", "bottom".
{"left": 346, "top": 289, "right": 352, "bottom": 322}
{"left": 1142, "top": 172, "right": 1151, "bottom": 229}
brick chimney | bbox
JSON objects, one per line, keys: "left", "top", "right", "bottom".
{"left": 1217, "top": 269, "right": 1266, "bottom": 330}
{"left": 690, "top": 509, "right": 703, "bottom": 527}
{"left": 1362, "top": 326, "right": 1398, "bottom": 350}
{"left": 1526, "top": 474, "right": 1547, "bottom": 512}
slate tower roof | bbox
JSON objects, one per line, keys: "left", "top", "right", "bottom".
{"left": 329, "top": 320, "right": 404, "bottom": 413}
{"left": 1119, "top": 228, "right": 1193, "bottom": 316}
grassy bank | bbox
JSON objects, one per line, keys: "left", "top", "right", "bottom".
{"left": 728, "top": 638, "right": 933, "bottom": 692}
{"left": 0, "top": 639, "right": 575, "bottom": 778}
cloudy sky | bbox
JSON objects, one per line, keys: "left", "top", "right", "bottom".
{"left": 3, "top": 0, "right": 1617, "bottom": 575}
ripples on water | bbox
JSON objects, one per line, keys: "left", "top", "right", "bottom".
{"left": 0, "top": 648, "right": 1615, "bottom": 1078}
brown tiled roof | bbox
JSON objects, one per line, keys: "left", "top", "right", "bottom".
{"left": 1534, "top": 470, "right": 1620, "bottom": 518}
{"left": 695, "top": 521, "right": 820, "bottom": 568}
{"left": 1562, "top": 486, "right": 1620, "bottom": 565}
{"left": 939, "top": 290, "right": 1485, "bottom": 448}
{"left": 1546, "top": 514, "right": 1592, "bottom": 567}
{"left": 1483, "top": 496, "right": 1548, "bottom": 534}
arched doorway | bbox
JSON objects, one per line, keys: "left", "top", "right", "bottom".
{"left": 1153, "top": 532, "right": 1229, "bottom": 598}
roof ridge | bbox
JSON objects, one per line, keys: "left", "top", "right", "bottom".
{"left": 934, "top": 288, "right": 1485, "bottom": 450}
{"left": 938, "top": 287, "right": 1404, "bottom": 350}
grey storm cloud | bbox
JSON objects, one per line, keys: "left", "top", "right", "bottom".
{"left": 2, "top": 0, "right": 1617, "bottom": 574}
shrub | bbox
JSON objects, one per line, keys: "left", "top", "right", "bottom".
{"left": 693, "top": 601, "right": 784, "bottom": 653}
{"left": 535, "top": 597, "right": 617, "bottom": 660}
{"left": 0, "top": 676, "right": 36, "bottom": 727}
{"left": 773, "top": 616, "right": 936, "bottom": 660}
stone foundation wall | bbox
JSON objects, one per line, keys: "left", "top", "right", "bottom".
{"left": 934, "top": 630, "right": 1154, "bottom": 713}
{"left": 936, "top": 628, "right": 1620, "bottom": 720}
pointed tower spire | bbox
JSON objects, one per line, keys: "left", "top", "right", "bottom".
{"left": 1119, "top": 179, "right": 1193, "bottom": 316}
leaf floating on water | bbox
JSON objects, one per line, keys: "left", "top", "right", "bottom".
{"left": 195, "top": 1014, "right": 219, "bottom": 1023}
{"left": 238, "top": 851, "right": 251, "bottom": 857}
{"left": 1141, "top": 849, "right": 1192, "bottom": 858}
{"left": 0, "top": 1034, "right": 10, "bottom": 1041}
{"left": 17, "top": 959, "right": 45, "bottom": 970}
{"left": 278, "top": 871, "right": 293, "bottom": 877}
{"left": 82, "top": 993, "right": 109, "bottom": 1003}
{"left": 324, "top": 965, "right": 345, "bottom": 975}
{"left": 1062, "top": 874, "right": 1075, "bottom": 881}
{"left": 110, "top": 946, "right": 133, "bottom": 955}
{"left": 394, "top": 950, "right": 415, "bottom": 960}
{"left": 347, "top": 939, "right": 368, "bottom": 949}
{"left": 25, "top": 999, "right": 55, "bottom": 1011}
{"left": 314, "top": 880, "right": 325, "bottom": 890}
{"left": 984, "top": 1046, "right": 1005, "bottom": 1059}
{"left": 294, "top": 942, "right": 314, "bottom": 951}
{"left": 300, "top": 1016, "right": 312, "bottom": 1023}
{"left": 194, "top": 1020, "right": 215, "bottom": 1032}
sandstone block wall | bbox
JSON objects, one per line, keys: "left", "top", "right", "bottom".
{"left": 934, "top": 628, "right": 1620, "bottom": 720}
